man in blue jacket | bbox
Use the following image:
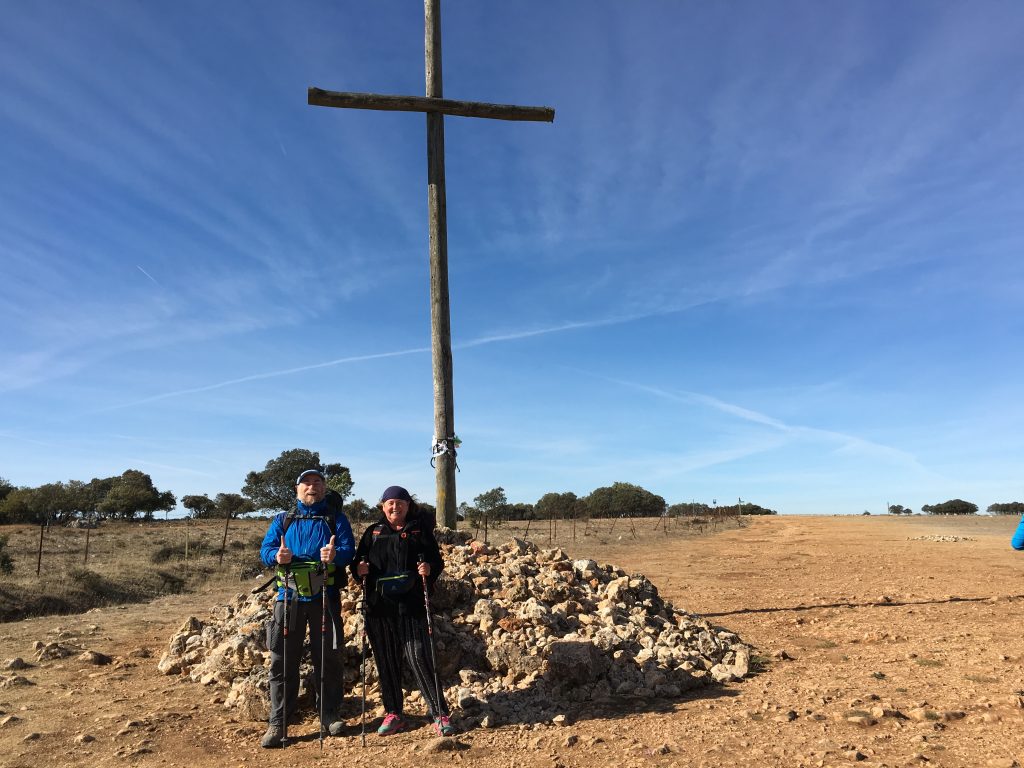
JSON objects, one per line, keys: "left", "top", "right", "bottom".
{"left": 259, "top": 469, "right": 355, "bottom": 748}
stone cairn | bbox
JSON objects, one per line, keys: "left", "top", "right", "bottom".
{"left": 158, "top": 530, "right": 752, "bottom": 726}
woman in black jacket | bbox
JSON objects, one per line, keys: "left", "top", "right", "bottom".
{"left": 352, "top": 485, "right": 453, "bottom": 736}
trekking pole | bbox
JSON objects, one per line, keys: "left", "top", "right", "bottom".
{"left": 418, "top": 555, "right": 445, "bottom": 720}
{"left": 360, "top": 565, "right": 368, "bottom": 747}
{"left": 281, "top": 561, "right": 290, "bottom": 749}
{"left": 319, "top": 563, "right": 328, "bottom": 751}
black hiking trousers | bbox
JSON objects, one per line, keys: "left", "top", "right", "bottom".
{"left": 365, "top": 612, "right": 448, "bottom": 718}
{"left": 267, "top": 595, "right": 343, "bottom": 727}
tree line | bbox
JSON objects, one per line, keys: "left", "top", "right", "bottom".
{"left": 887, "top": 500, "right": 1024, "bottom": 516}
{"left": 16, "top": 447, "right": 1018, "bottom": 526}
{"left": 0, "top": 470, "right": 176, "bottom": 524}
{"left": 455, "top": 483, "right": 779, "bottom": 529}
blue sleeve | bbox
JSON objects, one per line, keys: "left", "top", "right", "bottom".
{"left": 1012, "top": 515, "right": 1024, "bottom": 551}
{"left": 260, "top": 514, "right": 286, "bottom": 567}
{"left": 332, "top": 514, "right": 356, "bottom": 568}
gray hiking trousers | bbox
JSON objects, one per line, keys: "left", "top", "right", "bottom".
{"left": 267, "top": 595, "right": 343, "bottom": 727}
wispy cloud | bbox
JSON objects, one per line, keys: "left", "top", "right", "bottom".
{"left": 125, "top": 458, "right": 215, "bottom": 477}
{"left": 608, "top": 378, "right": 932, "bottom": 475}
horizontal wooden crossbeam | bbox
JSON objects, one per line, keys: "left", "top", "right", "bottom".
{"left": 308, "top": 87, "right": 555, "bottom": 123}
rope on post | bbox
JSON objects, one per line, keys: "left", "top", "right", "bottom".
{"left": 430, "top": 435, "right": 461, "bottom": 472}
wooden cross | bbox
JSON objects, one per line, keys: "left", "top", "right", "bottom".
{"left": 308, "top": 0, "right": 554, "bottom": 528}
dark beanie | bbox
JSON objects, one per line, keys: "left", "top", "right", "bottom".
{"left": 379, "top": 485, "right": 413, "bottom": 504}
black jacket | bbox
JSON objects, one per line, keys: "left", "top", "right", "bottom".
{"left": 351, "top": 511, "right": 443, "bottom": 618}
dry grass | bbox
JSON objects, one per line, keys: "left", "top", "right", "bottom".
{"left": 0, "top": 518, "right": 268, "bottom": 622}
{"left": 0, "top": 512, "right": 743, "bottom": 623}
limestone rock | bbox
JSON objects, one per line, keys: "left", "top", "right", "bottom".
{"left": 77, "top": 650, "right": 112, "bottom": 665}
{"left": 543, "top": 641, "right": 608, "bottom": 686}
{"left": 35, "top": 643, "right": 74, "bottom": 662}
{"left": 0, "top": 675, "right": 34, "bottom": 689}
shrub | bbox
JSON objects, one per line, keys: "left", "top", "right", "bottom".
{"left": 0, "top": 535, "right": 12, "bottom": 575}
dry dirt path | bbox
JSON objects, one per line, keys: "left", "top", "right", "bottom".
{"left": 1, "top": 515, "right": 1022, "bottom": 768}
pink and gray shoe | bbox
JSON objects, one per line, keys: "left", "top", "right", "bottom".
{"left": 433, "top": 715, "right": 455, "bottom": 736}
{"left": 377, "top": 713, "right": 406, "bottom": 736}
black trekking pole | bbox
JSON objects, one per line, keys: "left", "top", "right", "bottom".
{"left": 359, "top": 565, "right": 368, "bottom": 747}
{"left": 418, "top": 555, "right": 446, "bottom": 722}
{"left": 319, "top": 563, "right": 328, "bottom": 751}
{"left": 281, "top": 562, "right": 291, "bottom": 749}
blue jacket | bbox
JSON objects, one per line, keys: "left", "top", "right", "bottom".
{"left": 1012, "top": 514, "right": 1024, "bottom": 551}
{"left": 260, "top": 498, "right": 355, "bottom": 601}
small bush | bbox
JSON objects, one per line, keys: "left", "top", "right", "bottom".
{"left": 0, "top": 535, "right": 13, "bottom": 575}
{"left": 151, "top": 544, "right": 181, "bottom": 563}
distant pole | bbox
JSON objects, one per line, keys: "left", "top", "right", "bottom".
{"left": 84, "top": 527, "right": 90, "bottom": 566}
{"left": 36, "top": 521, "right": 45, "bottom": 576}
{"left": 219, "top": 512, "right": 231, "bottom": 566}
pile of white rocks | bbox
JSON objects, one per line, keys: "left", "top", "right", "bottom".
{"left": 908, "top": 535, "right": 976, "bottom": 542}
{"left": 158, "top": 531, "right": 752, "bottom": 725}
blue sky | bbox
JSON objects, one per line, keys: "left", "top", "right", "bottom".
{"left": 2, "top": 1, "right": 1022, "bottom": 516}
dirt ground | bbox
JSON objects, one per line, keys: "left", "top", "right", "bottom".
{"left": 1, "top": 514, "right": 1022, "bottom": 768}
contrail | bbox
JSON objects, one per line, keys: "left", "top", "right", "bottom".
{"left": 95, "top": 346, "right": 430, "bottom": 412}
{"left": 136, "top": 265, "right": 160, "bottom": 286}
{"left": 100, "top": 306, "right": 707, "bottom": 413}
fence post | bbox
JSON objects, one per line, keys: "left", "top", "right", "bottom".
{"left": 36, "top": 521, "right": 45, "bottom": 576}
{"left": 219, "top": 513, "right": 231, "bottom": 566}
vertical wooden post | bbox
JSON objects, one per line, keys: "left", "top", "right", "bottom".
{"left": 84, "top": 527, "right": 90, "bottom": 566}
{"left": 425, "top": 0, "right": 457, "bottom": 529}
{"left": 36, "top": 522, "right": 45, "bottom": 576}
{"left": 219, "top": 512, "right": 231, "bottom": 566}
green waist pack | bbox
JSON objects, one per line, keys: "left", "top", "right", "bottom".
{"left": 279, "top": 561, "right": 335, "bottom": 598}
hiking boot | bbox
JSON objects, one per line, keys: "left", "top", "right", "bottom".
{"left": 433, "top": 715, "right": 455, "bottom": 736}
{"left": 260, "top": 725, "right": 284, "bottom": 748}
{"left": 326, "top": 712, "right": 347, "bottom": 737}
{"left": 377, "top": 712, "right": 406, "bottom": 736}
